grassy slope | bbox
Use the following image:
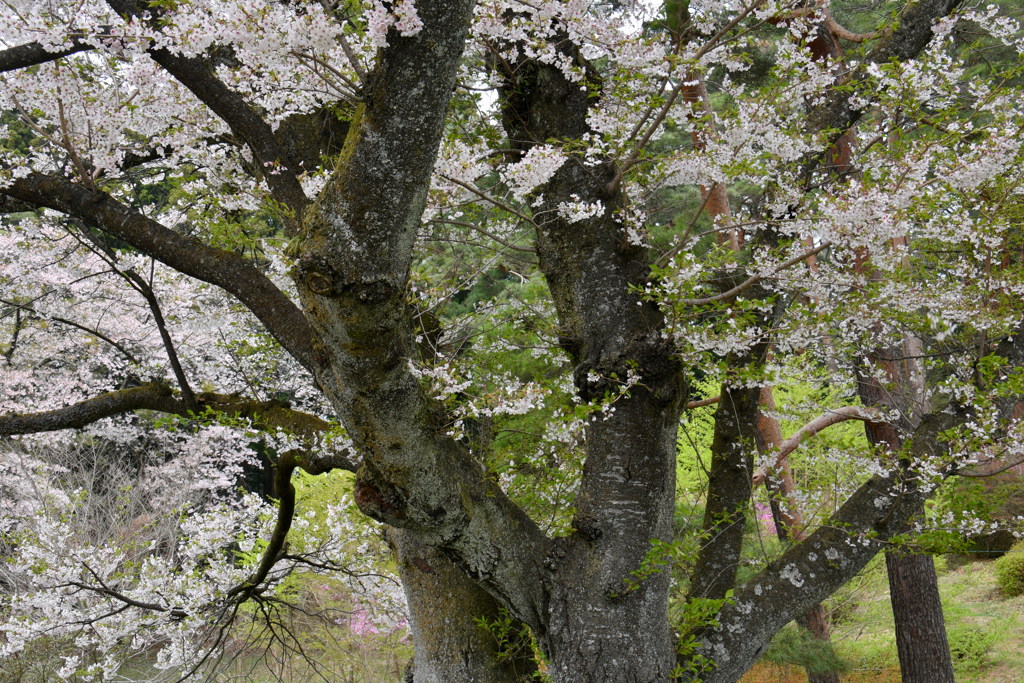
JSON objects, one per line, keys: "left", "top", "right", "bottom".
{"left": 742, "top": 555, "right": 1024, "bottom": 683}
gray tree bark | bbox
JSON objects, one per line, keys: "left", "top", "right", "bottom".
{"left": 393, "top": 530, "right": 538, "bottom": 682}
{"left": 493, "top": 33, "right": 686, "bottom": 680}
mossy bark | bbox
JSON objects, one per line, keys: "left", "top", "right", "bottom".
{"left": 393, "top": 530, "right": 538, "bottom": 682}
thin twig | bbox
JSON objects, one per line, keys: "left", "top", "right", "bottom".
{"left": 0, "top": 298, "right": 140, "bottom": 365}
{"left": 442, "top": 175, "right": 537, "bottom": 225}
{"left": 429, "top": 218, "right": 536, "bottom": 253}
{"left": 678, "top": 241, "right": 833, "bottom": 306}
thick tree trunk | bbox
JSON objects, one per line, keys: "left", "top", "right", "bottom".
{"left": 528, "top": 159, "right": 682, "bottom": 678}
{"left": 538, "top": 392, "right": 682, "bottom": 682}
{"left": 886, "top": 551, "right": 954, "bottom": 683}
{"left": 544, "top": 544, "right": 676, "bottom": 682}
{"left": 296, "top": 2, "right": 970, "bottom": 681}
{"left": 492, "top": 27, "right": 684, "bottom": 683}
{"left": 392, "top": 530, "right": 538, "bottom": 682}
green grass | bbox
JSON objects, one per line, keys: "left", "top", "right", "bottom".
{"left": 752, "top": 553, "right": 1024, "bottom": 682}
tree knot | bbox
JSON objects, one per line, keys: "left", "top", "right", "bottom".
{"left": 353, "top": 473, "right": 408, "bottom": 524}
{"left": 305, "top": 270, "right": 335, "bottom": 295}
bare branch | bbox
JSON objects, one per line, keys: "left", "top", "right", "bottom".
{"left": 826, "top": 13, "right": 887, "bottom": 43}
{"left": 120, "top": 267, "right": 199, "bottom": 411}
{"left": 958, "top": 455, "right": 1024, "bottom": 478}
{"left": 227, "top": 451, "right": 301, "bottom": 602}
{"left": 429, "top": 218, "right": 536, "bottom": 254}
{"left": 0, "top": 297, "right": 140, "bottom": 365}
{"left": 63, "top": 579, "right": 185, "bottom": 618}
{"left": 752, "top": 405, "right": 883, "bottom": 485}
{"left": 770, "top": 1, "right": 887, "bottom": 41}
{"left": 290, "top": 50, "right": 362, "bottom": 100}
{"left": 678, "top": 241, "right": 832, "bottom": 306}
{"left": 685, "top": 396, "right": 721, "bottom": 410}
{"left": 336, "top": 32, "right": 368, "bottom": 85}
{"left": 0, "top": 382, "right": 179, "bottom": 434}
{"left": 441, "top": 175, "right": 537, "bottom": 225}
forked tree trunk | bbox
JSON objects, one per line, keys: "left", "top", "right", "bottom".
{"left": 291, "top": 2, "right": 970, "bottom": 681}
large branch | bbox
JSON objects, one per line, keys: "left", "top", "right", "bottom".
{"left": 3, "top": 173, "right": 314, "bottom": 371}
{"left": 696, "top": 315, "right": 1024, "bottom": 680}
{"left": 0, "top": 33, "right": 347, "bottom": 190}
{"left": 0, "top": 382, "right": 179, "bottom": 434}
{"left": 0, "top": 382, "right": 357, "bottom": 471}
{"left": 138, "top": 48, "right": 309, "bottom": 222}
{"left": 0, "top": 34, "right": 96, "bottom": 73}
{"left": 695, "top": 407, "right": 958, "bottom": 683}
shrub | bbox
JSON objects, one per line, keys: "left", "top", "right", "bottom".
{"left": 762, "top": 624, "right": 847, "bottom": 677}
{"left": 947, "top": 625, "right": 995, "bottom": 673}
{"left": 994, "top": 541, "right": 1024, "bottom": 597}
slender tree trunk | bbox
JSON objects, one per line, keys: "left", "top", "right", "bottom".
{"left": 886, "top": 549, "right": 955, "bottom": 682}
{"left": 689, "top": 383, "right": 760, "bottom": 600}
{"left": 856, "top": 330, "right": 955, "bottom": 683}
{"left": 682, "top": 64, "right": 758, "bottom": 603}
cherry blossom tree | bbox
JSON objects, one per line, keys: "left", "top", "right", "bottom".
{"left": 2, "top": 0, "right": 1024, "bottom": 680}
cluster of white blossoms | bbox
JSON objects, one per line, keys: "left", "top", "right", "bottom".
{"left": 501, "top": 144, "right": 567, "bottom": 200}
